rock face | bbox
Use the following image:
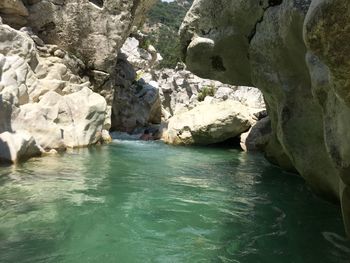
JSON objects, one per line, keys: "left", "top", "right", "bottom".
{"left": 0, "top": 0, "right": 155, "bottom": 162}
{"left": 163, "top": 100, "right": 253, "bottom": 145}
{"left": 21, "top": 0, "right": 155, "bottom": 73}
{"left": 0, "top": 0, "right": 28, "bottom": 28}
{"left": 111, "top": 49, "right": 161, "bottom": 132}
{"left": 180, "top": 0, "right": 350, "bottom": 235}
{"left": 13, "top": 88, "right": 107, "bottom": 149}
{"left": 0, "top": 0, "right": 156, "bottom": 102}
{"left": 0, "top": 19, "right": 110, "bottom": 162}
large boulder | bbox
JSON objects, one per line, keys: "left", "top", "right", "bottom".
{"left": 13, "top": 88, "right": 107, "bottom": 149}
{"left": 0, "top": 131, "right": 41, "bottom": 163}
{"left": 180, "top": 0, "right": 350, "bottom": 235}
{"left": 163, "top": 100, "right": 253, "bottom": 145}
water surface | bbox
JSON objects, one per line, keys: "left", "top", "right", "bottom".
{"left": 0, "top": 140, "right": 349, "bottom": 262}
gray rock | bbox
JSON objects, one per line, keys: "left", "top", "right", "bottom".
{"left": 180, "top": 0, "right": 350, "bottom": 235}
{"left": 23, "top": 0, "right": 156, "bottom": 74}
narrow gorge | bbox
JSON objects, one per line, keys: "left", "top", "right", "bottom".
{"left": 0, "top": 0, "right": 350, "bottom": 262}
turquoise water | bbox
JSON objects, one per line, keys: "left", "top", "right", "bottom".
{"left": 0, "top": 140, "right": 349, "bottom": 263}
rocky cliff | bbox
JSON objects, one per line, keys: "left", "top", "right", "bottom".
{"left": 0, "top": 0, "right": 155, "bottom": 162}
{"left": 180, "top": 0, "right": 350, "bottom": 235}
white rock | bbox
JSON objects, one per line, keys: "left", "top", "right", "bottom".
{"left": 163, "top": 100, "right": 253, "bottom": 145}
{"left": 0, "top": 131, "right": 41, "bottom": 163}
{"left": 13, "top": 88, "right": 107, "bottom": 149}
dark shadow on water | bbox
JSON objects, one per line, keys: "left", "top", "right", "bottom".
{"left": 207, "top": 136, "right": 242, "bottom": 149}
{"left": 214, "top": 161, "right": 350, "bottom": 263}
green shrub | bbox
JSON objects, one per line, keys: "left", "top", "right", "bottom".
{"left": 198, "top": 86, "right": 216, "bottom": 102}
{"left": 139, "top": 39, "right": 151, "bottom": 50}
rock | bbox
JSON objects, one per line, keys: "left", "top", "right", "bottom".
{"left": 153, "top": 68, "right": 265, "bottom": 121}
{"left": 0, "top": 23, "right": 95, "bottom": 104}
{"left": 0, "top": 95, "right": 15, "bottom": 133}
{"left": 303, "top": 0, "right": 350, "bottom": 236}
{"left": 120, "top": 37, "right": 162, "bottom": 71}
{"left": 0, "top": 131, "right": 41, "bottom": 163}
{"left": 0, "top": 0, "right": 29, "bottom": 28}
{"left": 163, "top": 100, "right": 253, "bottom": 145}
{"left": 101, "top": 129, "right": 112, "bottom": 144}
{"left": 12, "top": 87, "right": 107, "bottom": 149}
{"left": 111, "top": 54, "right": 161, "bottom": 132}
{"left": 180, "top": 0, "right": 350, "bottom": 234}
{"left": 240, "top": 117, "right": 271, "bottom": 152}
{"left": 23, "top": 0, "right": 156, "bottom": 74}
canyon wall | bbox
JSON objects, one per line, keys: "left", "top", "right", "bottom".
{"left": 180, "top": 0, "right": 350, "bottom": 235}
{"left": 0, "top": 0, "right": 155, "bottom": 162}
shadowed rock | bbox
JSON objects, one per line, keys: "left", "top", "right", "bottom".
{"left": 180, "top": 0, "right": 350, "bottom": 235}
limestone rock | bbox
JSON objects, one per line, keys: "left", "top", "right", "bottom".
{"left": 153, "top": 68, "right": 265, "bottom": 121}
{"left": 0, "top": 131, "right": 41, "bottom": 163}
{"left": 23, "top": 0, "right": 156, "bottom": 74}
{"left": 163, "top": 100, "right": 253, "bottom": 145}
{"left": 13, "top": 87, "right": 107, "bottom": 149}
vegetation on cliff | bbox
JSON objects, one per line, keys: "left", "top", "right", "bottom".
{"left": 143, "top": 0, "right": 193, "bottom": 68}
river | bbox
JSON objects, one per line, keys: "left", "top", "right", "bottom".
{"left": 0, "top": 140, "right": 349, "bottom": 262}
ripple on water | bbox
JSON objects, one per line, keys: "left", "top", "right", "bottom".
{"left": 0, "top": 141, "right": 349, "bottom": 263}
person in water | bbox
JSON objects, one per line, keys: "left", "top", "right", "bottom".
{"left": 140, "top": 129, "right": 153, "bottom": 141}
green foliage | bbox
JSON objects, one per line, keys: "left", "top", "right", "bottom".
{"left": 198, "top": 86, "right": 216, "bottom": 102}
{"left": 145, "top": 0, "right": 193, "bottom": 68}
{"left": 139, "top": 39, "right": 151, "bottom": 50}
{"left": 148, "top": 0, "right": 192, "bottom": 30}
{"left": 148, "top": 26, "right": 182, "bottom": 68}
